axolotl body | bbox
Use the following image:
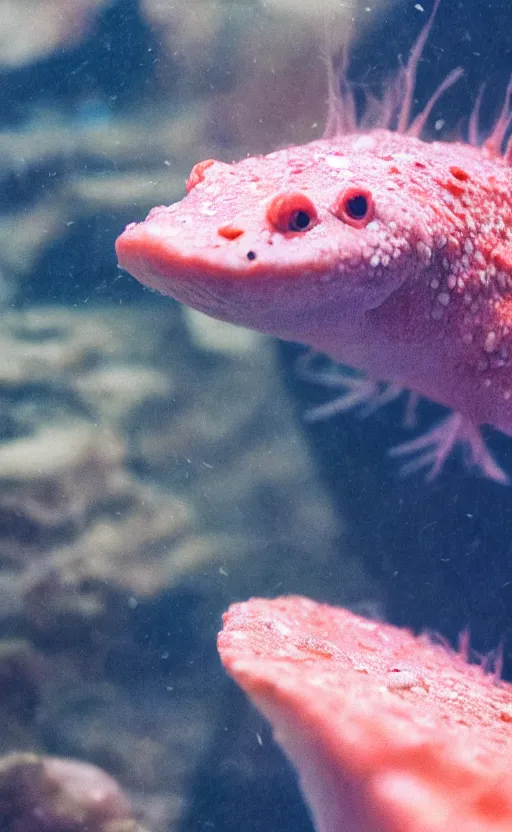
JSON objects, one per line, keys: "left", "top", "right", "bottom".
{"left": 116, "top": 1, "right": 512, "bottom": 482}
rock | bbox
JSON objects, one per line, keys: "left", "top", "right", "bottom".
{"left": 0, "top": 640, "right": 41, "bottom": 724}
{"left": 0, "top": 425, "right": 128, "bottom": 562}
{"left": 0, "top": 751, "right": 140, "bottom": 832}
{"left": 0, "top": 302, "right": 365, "bottom": 830}
{"left": 0, "top": 641, "right": 43, "bottom": 756}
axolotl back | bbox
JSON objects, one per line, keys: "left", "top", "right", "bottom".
{"left": 116, "top": 1, "right": 512, "bottom": 482}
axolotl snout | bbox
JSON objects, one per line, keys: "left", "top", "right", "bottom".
{"left": 117, "top": 132, "right": 436, "bottom": 354}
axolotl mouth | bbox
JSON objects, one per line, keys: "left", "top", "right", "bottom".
{"left": 114, "top": 174, "right": 384, "bottom": 339}
{"left": 116, "top": 202, "right": 327, "bottom": 318}
{"left": 115, "top": 220, "right": 333, "bottom": 340}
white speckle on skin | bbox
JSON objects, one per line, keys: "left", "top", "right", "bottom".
{"left": 370, "top": 254, "right": 381, "bottom": 268}
{"left": 437, "top": 292, "right": 450, "bottom": 307}
{"left": 148, "top": 224, "right": 182, "bottom": 239}
{"left": 393, "top": 151, "right": 415, "bottom": 163}
{"left": 269, "top": 619, "right": 292, "bottom": 637}
{"left": 230, "top": 632, "right": 248, "bottom": 642}
{"left": 325, "top": 155, "right": 352, "bottom": 170}
{"left": 484, "top": 331, "right": 497, "bottom": 353}
{"left": 416, "top": 241, "right": 432, "bottom": 261}
{"left": 464, "top": 238, "right": 474, "bottom": 255}
{"left": 352, "top": 135, "right": 376, "bottom": 152}
{"left": 385, "top": 669, "right": 429, "bottom": 692}
{"left": 430, "top": 278, "right": 440, "bottom": 289}
{"left": 498, "top": 272, "right": 508, "bottom": 290}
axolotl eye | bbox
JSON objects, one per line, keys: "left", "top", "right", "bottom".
{"left": 266, "top": 192, "right": 318, "bottom": 233}
{"left": 331, "top": 185, "right": 374, "bottom": 229}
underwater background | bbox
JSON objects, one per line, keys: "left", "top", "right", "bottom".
{"left": 0, "top": 1, "right": 511, "bottom": 830}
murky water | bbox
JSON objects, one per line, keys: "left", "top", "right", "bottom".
{"left": 0, "top": 2, "right": 510, "bottom": 831}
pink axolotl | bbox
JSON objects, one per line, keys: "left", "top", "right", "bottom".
{"left": 116, "top": 0, "right": 512, "bottom": 483}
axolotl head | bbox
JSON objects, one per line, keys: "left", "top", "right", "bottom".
{"left": 116, "top": 131, "right": 440, "bottom": 354}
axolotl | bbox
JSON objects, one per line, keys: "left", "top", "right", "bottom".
{"left": 116, "top": 0, "right": 512, "bottom": 483}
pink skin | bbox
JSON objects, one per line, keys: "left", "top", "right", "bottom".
{"left": 218, "top": 596, "right": 512, "bottom": 832}
{"left": 116, "top": 0, "right": 512, "bottom": 482}
{"left": 116, "top": 133, "right": 512, "bottom": 427}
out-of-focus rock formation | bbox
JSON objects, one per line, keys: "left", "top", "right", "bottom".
{"left": 0, "top": 303, "right": 373, "bottom": 830}
{"left": 0, "top": 305, "right": 356, "bottom": 605}
{"left": 0, "top": 0, "right": 114, "bottom": 67}
{"left": 0, "top": 752, "right": 142, "bottom": 832}
{"left": 141, "top": 0, "right": 394, "bottom": 151}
